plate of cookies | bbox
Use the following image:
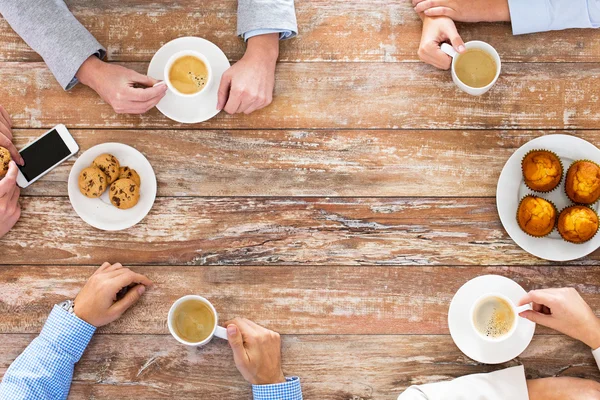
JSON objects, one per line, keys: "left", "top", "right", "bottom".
{"left": 68, "top": 143, "right": 157, "bottom": 231}
{"left": 497, "top": 134, "right": 600, "bottom": 261}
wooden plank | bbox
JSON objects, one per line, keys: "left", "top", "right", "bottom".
{"left": 1, "top": 265, "right": 599, "bottom": 335}
{"left": 0, "top": 334, "right": 597, "bottom": 400}
{"left": 3, "top": 62, "right": 600, "bottom": 130}
{"left": 4, "top": 197, "right": 600, "bottom": 266}
{"left": 1, "top": 1, "right": 600, "bottom": 63}
{"left": 15, "top": 129, "right": 577, "bottom": 198}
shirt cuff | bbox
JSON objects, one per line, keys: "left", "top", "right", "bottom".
{"left": 508, "top": 0, "right": 551, "bottom": 35}
{"left": 39, "top": 305, "right": 96, "bottom": 362}
{"left": 252, "top": 377, "right": 303, "bottom": 400}
{"left": 593, "top": 347, "right": 600, "bottom": 370}
{"left": 243, "top": 29, "right": 294, "bottom": 42}
{"left": 65, "top": 48, "right": 106, "bottom": 91}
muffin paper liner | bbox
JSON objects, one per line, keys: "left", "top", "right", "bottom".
{"left": 564, "top": 159, "right": 600, "bottom": 206}
{"left": 516, "top": 195, "right": 558, "bottom": 238}
{"left": 557, "top": 204, "right": 599, "bottom": 244}
{"left": 521, "top": 149, "right": 564, "bottom": 193}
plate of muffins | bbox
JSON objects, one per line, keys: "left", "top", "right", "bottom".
{"left": 497, "top": 134, "right": 600, "bottom": 261}
{"left": 68, "top": 143, "right": 157, "bottom": 231}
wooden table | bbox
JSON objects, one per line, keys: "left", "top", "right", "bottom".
{"left": 1, "top": 1, "right": 600, "bottom": 399}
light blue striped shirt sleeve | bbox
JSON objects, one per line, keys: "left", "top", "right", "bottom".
{"left": 508, "top": 0, "right": 600, "bottom": 35}
{"left": 0, "top": 306, "right": 96, "bottom": 400}
{"left": 253, "top": 376, "right": 303, "bottom": 400}
{"left": 243, "top": 29, "right": 295, "bottom": 41}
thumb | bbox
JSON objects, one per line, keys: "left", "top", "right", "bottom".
{"left": 227, "top": 324, "right": 249, "bottom": 363}
{"left": 110, "top": 284, "right": 146, "bottom": 316}
{"left": 129, "top": 70, "right": 160, "bottom": 87}
{"left": 217, "top": 73, "right": 232, "bottom": 111}
{"left": 448, "top": 28, "right": 466, "bottom": 53}
{"left": 519, "top": 310, "right": 553, "bottom": 328}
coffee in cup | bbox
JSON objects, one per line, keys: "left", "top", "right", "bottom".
{"left": 164, "top": 50, "right": 213, "bottom": 98}
{"left": 472, "top": 295, "right": 515, "bottom": 339}
{"left": 441, "top": 41, "right": 501, "bottom": 96}
{"left": 168, "top": 295, "right": 227, "bottom": 346}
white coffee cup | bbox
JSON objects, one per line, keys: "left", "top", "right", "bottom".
{"left": 167, "top": 295, "right": 228, "bottom": 346}
{"left": 470, "top": 293, "right": 531, "bottom": 343}
{"left": 164, "top": 50, "right": 213, "bottom": 98}
{"left": 441, "top": 41, "right": 501, "bottom": 96}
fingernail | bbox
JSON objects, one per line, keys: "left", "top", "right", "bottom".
{"left": 153, "top": 81, "right": 166, "bottom": 87}
{"left": 458, "top": 45, "right": 466, "bottom": 52}
{"left": 227, "top": 325, "right": 237, "bottom": 335}
{"left": 137, "top": 285, "right": 146, "bottom": 295}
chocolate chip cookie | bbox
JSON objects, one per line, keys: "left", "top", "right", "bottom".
{"left": 0, "top": 146, "right": 11, "bottom": 176}
{"left": 109, "top": 178, "right": 140, "bottom": 209}
{"left": 118, "top": 166, "right": 141, "bottom": 187}
{"left": 78, "top": 167, "right": 108, "bottom": 198}
{"left": 93, "top": 153, "right": 120, "bottom": 184}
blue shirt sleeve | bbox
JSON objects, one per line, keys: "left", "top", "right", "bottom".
{"left": 0, "top": 306, "right": 96, "bottom": 400}
{"left": 508, "top": 0, "right": 600, "bottom": 35}
{"left": 252, "top": 376, "right": 303, "bottom": 400}
{"left": 243, "top": 29, "right": 295, "bottom": 42}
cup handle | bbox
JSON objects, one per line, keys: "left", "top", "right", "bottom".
{"left": 441, "top": 43, "right": 458, "bottom": 58}
{"left": 214, "top": 325, "right": 228, "bottom": 340}
{"left": 515, "top": 303, "right": 532, "bottom": 314}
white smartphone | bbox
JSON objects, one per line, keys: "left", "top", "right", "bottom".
{"left": 16, "top": 124, "right": 79, "bottom": 188}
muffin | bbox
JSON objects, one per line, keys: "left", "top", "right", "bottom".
{"left": 521, "top": 150, "right": 563, "bottom": 192}
{"left": 557, "top": 205, "right": 599, "bottom": 244}
{"left": 516, "top": 196, "right": 557, "bottom": 237}
{"left": 565, "top": 161, "right": 600, "bottom": 204}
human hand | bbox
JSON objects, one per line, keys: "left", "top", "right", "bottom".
{"left": 76, "top": 56, "right": 167, "bottom": 114}
{"left": 0, "top": 161, "right": 21, "bottom": 238}
{"left": 225, "top": 318, "right": 286, "bottom": 385}
{"left": 518, "top": 288, "right": 600, "bottom": 349}
{"left": 0, "top": 105, "right": 23, "bottom": 165}
{"left": 418, "top": 16, "right": 465, "bottom": 70}
{"left": 74, "top": 262, "right": 153, "bottom": 327}
{"left": 413, "top": 0, "right": 510, "bottom": 22}
{"left": 217, "top": 33, "right": 279, "bottom": 115}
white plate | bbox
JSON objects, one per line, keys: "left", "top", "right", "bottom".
{"left": 497, "top": 134, "right": 600, "bottom": 261}
{"left": 68, "top": 143, "right": 157, "bottom": 231}
{"left": 448, "top": 275, "right": 536, "bottom": 364}
{"left": 148, "top": 37, "right": 231, "bottom": 124}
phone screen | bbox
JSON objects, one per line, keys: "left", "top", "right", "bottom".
{"left": 18, "top": 129, "right": 71, "bottom": 181}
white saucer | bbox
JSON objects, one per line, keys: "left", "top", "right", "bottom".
{"left": 497, "top": 134, "right": 600, "bottom": 261}
{"left": 68, "top": 143, "right": 157, "bottom": 231}
{"left": 448, "top": 275, "right": 536, "bottom": 364}
{"left": 148, "top": 37, "right": 230, "bottom": 124}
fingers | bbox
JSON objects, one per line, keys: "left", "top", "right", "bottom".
{"left": 0, "top": 115, "right": 12, "bottom": 140}
{"left": 518, "top": 289, "right": 556, "bottom": 307}
{"left": 9, "top": 184, "right": 20, "bottom": 204}
{"left": 126, "top": 84, "right": 168, "bottom": 103}
{"left": 129, "top": 70, "right": 161, "bottom": 88}
{"left": 104, "top": 262, "right": 125, "bottom": 273}
{"left": 414, "top": 0, "right": 441, "bottom": 13}
{"left": 109, "top": 284, "right": 146, "bottom": 316}
{"left": 226, "top": 322, "right": 250, "bottom": 365}
{"left": 519, "top": 310, "right": 554, "bottom": 328}
{"left": 0, "top": 161, "right": 18, "bottom": 197}
{"left": 0, "top": 105, "right": 12, "bottom": 128}
{"left": 235, "top": 95, "right": 257, "bottom": 114}
{"left": 419, "top": 42, "right": 452, "bottom": 70}
{"left": 113, "top": 269, "right": 153, "bottom": 289}
{"left": 412, "top": 0, "right": 427, "bottom": 5}
{"left": 0, "top": 135, "right": 23, "bottom": 165}
{"left": 217, "top": 73, "right": 233, "bottom": 111}
{"left": 448, "top": 27, "right": 466, "bottom": 53}
{"left": 424, "top": 7, "right": 457, "bottom": 19}
{"left": 96, "top": 262, "right": 113, "bottom": 273}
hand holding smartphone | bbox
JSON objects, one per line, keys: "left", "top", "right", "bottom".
{"left": 16, "top": 124, "right": 79, "bottom": 188}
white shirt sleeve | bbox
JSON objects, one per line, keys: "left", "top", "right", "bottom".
{"left": 397, "top": 366, "right": 529, "bottom": 400}
{"left": 508, "top": 0, "right": 600, "bottom": 35}
{"left": 592, "top": 347, "right": 600, "bottom": 370}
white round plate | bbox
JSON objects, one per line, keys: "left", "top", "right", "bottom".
{"left": 448, "top": 275, "right": 536, "bottom": 364}
{"left": 68, "top": 143, "right": 157, "bottom": 231}
{"left": 148, "top": 37, "right": 230, "bottom": 124}
{"left": 497, "top": 134, "right": 600, "bottom": 261}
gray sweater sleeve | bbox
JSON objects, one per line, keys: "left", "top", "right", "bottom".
{"left": 237, "top": 0, "right": 298, "bottom": 38}
{"left": 0, "top": 0, "right": 106, "bottom": 90}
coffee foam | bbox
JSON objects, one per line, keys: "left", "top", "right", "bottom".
{"left": 473, "top": 297, "right": 515, "bottom": 338}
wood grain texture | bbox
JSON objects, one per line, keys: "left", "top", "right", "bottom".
{"left": 1, "top": 1, "right": 600, "bottom": 63}
{"left": 1, "top": 265, "right": 599, "bottom": 335}
{"left": 3, "top": 62, "right": 600, "bottom": 130}
{"left": 1, "top": 334, "right": 598, "bottom": 400}
{"left": 13, "top": 129, "right": 569, "bottom": 198}
{"left": 6, "top": 197, "right": 600, "bottom": 266}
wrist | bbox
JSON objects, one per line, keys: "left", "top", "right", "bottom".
{"left": 584, "top": 318, "right": 600, "bottom": 350}
{"left": 75, "top": 55, "right": 104, "bottom": 89}
{"left": 490, "top": 0, "right": 510, "bottom": 22}
{"left": 245, "top": 34, "right": 279, "bottom": 64}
